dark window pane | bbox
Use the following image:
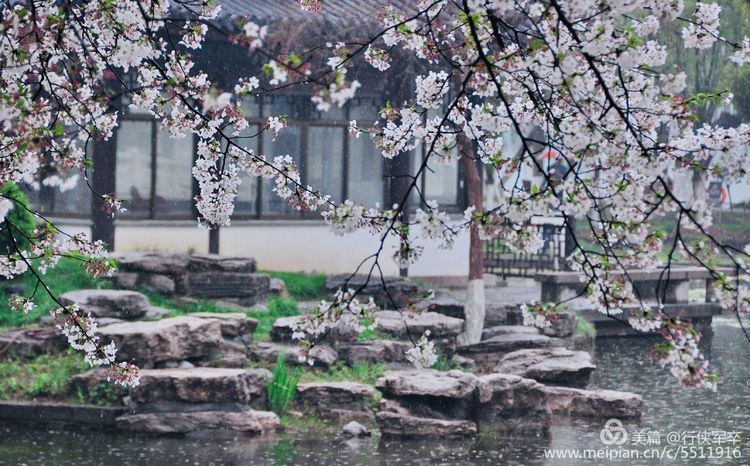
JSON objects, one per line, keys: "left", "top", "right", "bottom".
{"left": 307, "top": 126, "right": 344, "bottom": 202}
{"left": 349, "top": 97, "right": 380, "bottom": 121}
{"left": 154, "top": 127, "right": 193, "bottom": 217}
{"left": 347, "top": 135, "right": 384, "bottom": 206}
{"left": 234, "top": 124, "right": 260, "bottom": 217}
{"left": 54, "top": 173, "right": 91, "bottom": 215}
{"left": 425, "top": 161, "right": 459, "bottom": 206}
{"left": 261, "top": 125, "right": 301, "bottom": 216}
{"left": 116, "top": 120, "right": 152, "bottom": 216}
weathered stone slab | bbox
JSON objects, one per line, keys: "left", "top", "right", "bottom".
{"left": 458, "top": 333, "right": 563, "bottom": 372}
{"left": 97, "top": 314, "right": 252, "bottom": 368}
{"left": 482, "top": 325, "right": 540, "bottom": 340}
{"left": 376, "top": 369, "right": 479, "bottom": 400}
{"left": 415, "top": 297, "right": 465, "bottom": 319}
{"left": 129, "top": 368, "right": 270, "bottom": 411}
{"left": 325, "top": 274, "right": 421, "bottom": 308}
{"left": 116, "top": 409, "right": 279, "bottom": 434}
{"left": 0, "top": 400, "right": 125, "bottom": 429}
{"left": 296, "top": 382, "right": 377, "bottom": 417}
{"left": 117, "top": 253, "right": 191, "bottom": 274}
{"left": 475, "top": 373, "right": 551, "bottom": 431}
{"left": 376, "top": 411, "right": 477, "bottom": 437}
{"left": 0, "top": 328, "right": 66, "bottom": 359}
{"left": 251, "top": 342, "right": 338, "bottom": 367}
{"left": 338, "top": 340, "right": 412, "bottom": 364}
{"left": 373, "top": 311, "right": 464, "bottom": 339}
{"left": 60, "top": 289, "right": 149, "bottom": 320}
{"left": 542, "top": 386, "right": 643, "bottom": 418}
{"left": 494, "top": 347, "right": 595, "bottom": 387}
{"left": 270, "top": 316, "right": 304, "bottom": 343}
{"left": 186, "top": 254, "right": 257, "bottom": 273}
{"left": 187, "top": 272, "right": 269, "bottom": 300}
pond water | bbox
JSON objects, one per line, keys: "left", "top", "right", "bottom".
{"left": 0, "top": 317, "right": 748, "bottom": 465}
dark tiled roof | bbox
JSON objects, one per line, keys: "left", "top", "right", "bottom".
{"left": 217, "top": 0, "right": 419, "bottom": 24}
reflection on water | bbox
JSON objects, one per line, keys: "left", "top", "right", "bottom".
{"left": 0, "top": 317, "right": 747, "bottom": 465}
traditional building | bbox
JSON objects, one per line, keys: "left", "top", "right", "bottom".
{"left": 27, "top": 0, "right": 474, "bottom": 279}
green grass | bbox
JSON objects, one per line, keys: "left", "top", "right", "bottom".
{"left": 299, "top": 361, "right": 385, "bottom": 386}
{"left": 0, "top": 350, "right": 88, "bottom": 400}
{"left": 267, "top": 355, "right": 301, "bottom": 414}
{"left": 0, "top": 258, "right": 110, "bottom": 328}
{"left": 247, "top": 297, "right": 300, "bottom": 341}
{"left": 260, "top": 271, "right": 327, "bottom": 301}
{"left": 574, "top": 315, "right": 596, "bottom": 339}
{"left": 432, "top": 350, "right": 461, "bottom": 371}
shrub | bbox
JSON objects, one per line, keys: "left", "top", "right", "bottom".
{"left": 0, "top": 183, "right": 36, "bottom": 254}
{"left": 267, "top": 355, "right": 301, "bottom": 414}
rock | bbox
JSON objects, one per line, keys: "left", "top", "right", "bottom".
{"left": 296, "top": 382, "right": 377, "bottom": 418}
{"left": 416, "top": 297, "right": 464, "bottom": 319}
{"left": 373, "top": 311, "right": 464, "bottom": 340}
{"left": 190, "top": 313, "right": 258, "bottom": 339}
{"left": 116, "top": 253, "right": 191, "bottom": 274}
{"left": 475, "top": 373, "right": 551, "bottom": 432}
{"left": 376, "top": 369, "right": 478, "bottom": 400}
{"left": 69, "top": 369, "right": 130, "bottom": 402}
{"left": 484, "top": 303, "right": 509, "bottom": 327}
{"left": 0, "top": 328, "right": 66, "bottom": 359}
{"left": 494, "top": 347, "right": 595, "bottom": 387}
{"left": 325, "top": 274, "right": 421, "bottom": 308}
{"left": 482, "top": 325, "right": 540, "bottom": 340}
{"left": 113, "top": 272, "right": 138, "bottom": 289}
{"left": 96, "top": 314, "right": 252, "bottom": 368}
{"left": 542, "top": 386, "right": 643, "bottom": 418}
{"left": 187, "top": 254, "right": 258, "bottom": 273}
{"left": 251, "top": 342, "right": 338, "bottom": 367}
{"left": 59, "top": 289, "right": 149, "bottom": 320}
{"left": 341, "top": 420, "right": 371, "bottom": 438}
{"left": 338, "top": 340, "right": 412, "bottom": 364}
{"left": 187, "top": 272, "right": 269, "bottom": 302}
{"left": 269, "top": 278, "right": 286, "bottom": 296}
{"left": 114, "top": 253, "right": 267, "bottom": 305}
{"left": 116, "top": 409, "right": 279, "bottom": 434}
{"left": 128, "top": 367, "right": 271, "bottom": 412}
{"left": 451, "top": 354, "right": 476, "bottom": 371}
{"left": 457, "top": 333, "right": 563, "bottom": 372}
{"left": 270, "top": 316, "right": 304, "bottom": 343}
{"left": 141, "top": 274, "right": 176, "bottom": 294}
{"left": 376, "top": 411, "right": 477, "bottom": 437}
{"left": 542, "top": 312, "right": 576, "bottom": 338}
{"left": 141, "top": 306, "right": 171, "bottom": 321}
{"left": 376, "top": 369, "right": 479, "bottom": 420}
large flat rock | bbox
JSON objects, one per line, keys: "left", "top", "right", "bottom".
{"left": 458, "top": 332, "right": 563, "bottom": 371}
{"left": 296, "top": 382, "right": 377, "bottom": 417}
{"left": 475, "top": 373, "right": 552, "bottom": 432}
{"left": 376, "top": 369, "right": 478, "bottom": 400}
{"left": 482, "top": 325, "right": 540, "bottom": 340}
{"left": 60, "top": 289, "right": 150, "bottom": 319}
{"left": 374, "top": 310, "right": 464, "bottom": 339}
{"left": 376, "top": 411, "right": 477, "bottom": 437}
{"left": 0, "top": 328, "right": 66, "bottom": 359}
{"left": 338, "top": 340, "right": 412, "bottom": 364}
{"left": 542, "top": 386, "right": 643, "bottom": 418}
{"left": 116, "top": 409, "right": 279, "bottom": 434}
{"left": 325, "top": 274, "right": 421, "bottom": 308}
{"left": 251, "top": 342, "right": 338, "bottom": 367}
{"left": 494, "top": 347, "right": 595, "bottom": 387}
{"left": 129, "top": 367, "right": 271, "bottom": 410}
{"left": 97, "top": 314, "right": 255, "bottom": 367}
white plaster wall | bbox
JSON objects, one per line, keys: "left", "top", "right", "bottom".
{"left": 52, "top": 219, "right": 471, "bottom": 278}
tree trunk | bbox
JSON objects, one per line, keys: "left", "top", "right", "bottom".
{"left": 456, "top": 113, "right": 485, "bottom": 346}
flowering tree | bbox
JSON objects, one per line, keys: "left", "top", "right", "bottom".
{"left": 1, "top": 0, "right": 750, "bottom": 389}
